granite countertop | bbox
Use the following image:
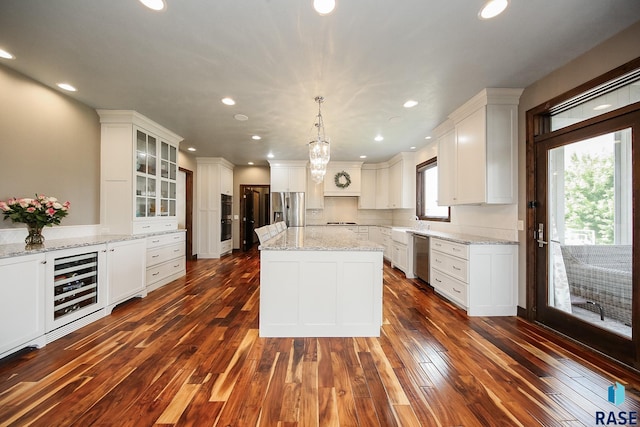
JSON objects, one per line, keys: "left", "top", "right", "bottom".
{"left": 408, "top": 229, "right": 518, "bottom": 245}
{"left": 0, "top": 229, "right": 186, "bottom": 259}
{"left": 260, "top": 226, "right": 384, "bottom": 252}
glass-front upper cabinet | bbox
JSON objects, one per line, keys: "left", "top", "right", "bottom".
{"left": 159, "top": 141, "right": 177, "bottom": 216}
{"left": 135, "top": 129, "right": 178, "bottom": 218}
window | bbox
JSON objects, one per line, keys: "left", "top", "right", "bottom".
{"left": 416, "top": 157, "right": 450, "bottom": 221}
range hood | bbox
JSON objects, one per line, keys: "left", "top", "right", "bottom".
{"left": 323, "top": 162, "right": 363, "bottom": 196}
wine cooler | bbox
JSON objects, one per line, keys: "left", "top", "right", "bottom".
{"left": 46, "top": 245, "right": 106, "bottom": 334}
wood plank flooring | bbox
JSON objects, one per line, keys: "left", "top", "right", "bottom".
{"left": 2, "top": 246, "right": 640, "bottom": 426}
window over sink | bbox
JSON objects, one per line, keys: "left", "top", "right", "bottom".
{"left": 416, "top": 157, "right": 450, "bottom": 221}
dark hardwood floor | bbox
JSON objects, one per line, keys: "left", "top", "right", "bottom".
{"left": 1, "top": 246, "right": 640, "bottom": 426}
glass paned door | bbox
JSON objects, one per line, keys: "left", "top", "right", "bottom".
{"left": 546, "top": 129, "right": 632, "bottom": 336}
{"left": 535, "top": 116, "right": 637, "bottom": 365}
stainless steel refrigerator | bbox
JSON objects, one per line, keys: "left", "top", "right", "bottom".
{"left": 271, "top": 192, "right": 305, "bottom": 227}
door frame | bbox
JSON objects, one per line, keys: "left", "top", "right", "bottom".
{"left": 179, "top": 167, "right": 194, "bottom": 260}
{"left": 239, "top": 184, "right": 270, "bottom": 251}
{"left": 525, "top": 57, "right": 640, "bottom": 367}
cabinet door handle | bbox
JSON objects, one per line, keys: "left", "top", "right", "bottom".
{"left": 435, "top": 278, "right": 442, "bottom": 283}
{"left": 174, "top": 264, "right": 180, "bottom": 268}
{"left": 452, "top": 265, "right": 461, "bottom": 271}
{"left": 152, "top": 272, "right": 160, "bottom": 276}
{"left": 152, "top": 239, "right": 160, "bottom": 243}
{"left": 152, "top": 254, "right": 160, "bottom": 258}
{"left": 453, "top": 287, "right": 461, "bottom": 294}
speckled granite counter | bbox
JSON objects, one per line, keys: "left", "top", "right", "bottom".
{"left": 259, "top": 225, "right": 384, "bottom": 251}
{"left": 409, "top": 229, "right": 518, "bottom": 245}
{"left": 0, "top": 229, "right": 186, "bottom": 259}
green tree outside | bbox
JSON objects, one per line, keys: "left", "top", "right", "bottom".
{"left": 564, "top": 152, "right": 614, "bottom": 244}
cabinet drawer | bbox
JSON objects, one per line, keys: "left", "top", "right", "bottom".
{"left": 133, "top": 220, "right": 178, "bottom": 235}
{"left": 147, "top": 243, "right": 185, "bottom": 266}
{"left": 431, "top": 238, "right": 468, "bottom": 260}
{"left": 147, "top": 232, "right": 185, "bottom": 249}
{"left": 221, "top": 240, "right": 232, "bottom": 254}
{"left": 431, "top": 269, "right": 468, "bottom": 308}
{"left": 431, "top": 250, "right": 468, "bottom": 283}
{"left": 146, "top": 257, "right": 186, "bottom": 285}
{"left": 358, "top": 226, "right": 368, "bottom": 233}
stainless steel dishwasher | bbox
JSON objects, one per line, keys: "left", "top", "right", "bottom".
{"left": 413, "top": 234, "right": 430, "bottom": 283}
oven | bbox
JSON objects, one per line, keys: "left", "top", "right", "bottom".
{"left": 221, "top": 194, "right": 232, "bottom": 241}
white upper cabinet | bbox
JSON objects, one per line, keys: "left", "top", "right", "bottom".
{"left": 375, "top": 166, "right": 390, "bottom": 209}
{"left": 306, "top": 168, "right": 324, "bottom": 209}
{"left": 437, "top": 88, "right": 523, "bottom": 205}
{"left": 388, "top": 152, "right": 415, "bottom": 209}
{"left": 269, "top": 161, "right": 307, "bottom": 193}
{"left": 324, "top": 162, "right": 362, "bottom": 196}
{"left": 98, "top": 110, "right": 183, "bottom": 235}
{"left": 220, "top": 164, "right": 233, "bottom": 196}
{"left": 359, "top": 166, "right": 377, "bottom": 209}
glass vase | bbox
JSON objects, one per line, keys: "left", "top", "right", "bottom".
{"left": 25, "top": 223, "right": 45, "bottom": 246}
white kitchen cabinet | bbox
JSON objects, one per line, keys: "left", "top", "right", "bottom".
{"left": 430, "top": 237, "right": 517, "bottom": 316}
{"left": 380, "top": 227, "right": 391, "bottom": 260}
{"left": 438, "top": 88, "right": 523, "bottom": 205}
{"left": 376, "top": 166, "right": 390, "bottom": 209}
{"left": 392, "top": 241, "right": 408, "bottom": 273}
{"left": 0, "top": 253, "right": 46, "bottom": 359}
{"left": 196, "top": 157, "right": 235, "bottom": 258}
{"left": 146, "top": 231, "right": 187, "bottom": 291}
{"left": 359, "top": 167, "right": 377, "bottom": 209}
{"left": 106, "top": 238, "right": 147, "bottom": 312}
{"left": 306, "top": 168, "right": 324, "bottom": 209}
{"left": 270, "top": 161, "right": 307, "bottom": 193}
{"left": 220, "top": 165, "right": 234, "bottom": 196}
{"left": 388, "top": 153, "right": 415, "bottom": 209}
{"left": 324, "top": 162, "right": 363, "bottom": 196}
{"left": 98, "top": 110, "right": 183, "bottom": 235}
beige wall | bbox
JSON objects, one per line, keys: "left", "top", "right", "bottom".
{"left": 516, "top": 21, "right": 640, "bottom": 308}
{"left": 0, "top": 64, "right": 100, "bottom": 228}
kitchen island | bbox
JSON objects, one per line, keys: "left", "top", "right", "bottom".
{"left": 259, "top": 226, "right": 384, "bottom": 337}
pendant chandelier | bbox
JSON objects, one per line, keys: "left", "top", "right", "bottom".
{"left": 308, "top": 96, "right": 331, "bottom": 184}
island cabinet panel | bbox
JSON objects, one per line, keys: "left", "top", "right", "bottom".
{"left": 106, "top": 238, "right": 147, "bottom": 313}
{"left": 260, "top": 250, "right": 383, "bottom": 337}
{"left": 0, "top": 253, "right": 47, "bottom": 359}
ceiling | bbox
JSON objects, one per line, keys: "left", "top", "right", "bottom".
{"left": 1, "top": 1, "right": 640, "bottom": 165}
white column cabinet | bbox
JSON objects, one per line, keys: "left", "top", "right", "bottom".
{"left": 0, "top": 253, "right": 46, "bottom": 359}
{"left": 196, "top": 158, "right": 235, "bottom": 259}
{"left": 106, "top": 238, "right": 147, "bottom": 312}
{"left": 437, "top": 88, "right": 523, "bottom": 206}
{"left": 97, "top": 110, "right": 184, "bottom": 235}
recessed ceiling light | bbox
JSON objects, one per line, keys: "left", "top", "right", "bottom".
{"left": 425, "top": 136, "right": 432, "bottom": 140}
{"left": 248, "top": 161, "right": 254, "bottom": 165}
{"left": 221, "top": 97, "right": 236, "bottom": 106}
{"left": 252, "top": 135, "right": 261, "bottom": 140}
{"left": 57, "top": 83, "right": 77, "bottom": 92}
{"left": 374, "top": 135, "right": 384, "bottom": 142}
{"left": 478, "top": 0, "right": 509, "bottom": 19}
{"left": 410, "top": 146, "right": 416, "bottom": 150}
{"left": 0, "top": 49, "right": 14, "bottom": 59}
{"left": 360, "top": 155, "right": 367, "bottom": 159}
{"left": 403, "top": 100, "right": 418, "bottom": 108}
{"left": 593, "top": 104, "right": 612, "bottom": 111}
{"left": 267, "top": 153, "right": 274, "bottom": 159}
{"left": 139, "top": 0, "right": 165, "bottom": 11}
{"left": 187, "top": 147, "right": 196, "bottom": 152}
{"left": 313, "top": 0, "right": 335, "bottom": 15}
{"left": 234, "top": 114, "right": 249, "bottom": 121}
